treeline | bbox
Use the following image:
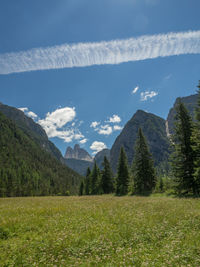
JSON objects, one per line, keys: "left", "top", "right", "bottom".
{"left": 0, "top": 112, "right": 81, "bottom": 197}
{"left": 80, "top": 81, "right": 200, "bottom": 197}
{"left": 79, "top": 127, "right": 157, "bottom": 196}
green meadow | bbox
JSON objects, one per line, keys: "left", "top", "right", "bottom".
{"left": 0, "top": 196, "right": 200, "bottom": 266}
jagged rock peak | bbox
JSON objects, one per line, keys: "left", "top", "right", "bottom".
{"left": 64, "top": 144, "right": 93, "bottom": 162}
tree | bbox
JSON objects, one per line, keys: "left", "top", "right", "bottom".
{"left": 84, "top": 167, "right": 91, "bottom": 195}
{"left": 79, "top": 180, "right": 84, "bottom": 196}
{"left": 90, "top": 161, "right": 101, "bottom": 195}
{"left": 132, "top": 128, "right": 156, "bottom": 195}
{"left": 171, "top": 102, "right": 196, "bottom": 195}
{"left": 115, "top": 147, "right": 130, "bottom": 196}
{"left": 192, "top": 81, "right": 200, "bottom": 194}
{"left": 101, "top": 156, "right": 114, "bottom": 194}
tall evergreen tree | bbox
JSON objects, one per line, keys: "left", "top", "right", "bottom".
{"left": 84, "top": 167, "right": 91, "bottom": 195}
{"left": 192, "top": 81, "right": 200, "bottom": 194}
{"left": 79, "top": 180, "right": 84, "bottom": 196}
{"left": 101, "top": 156, "right": 114, "bottom": 194}
{"left": 132, "top": 128, "right": 156, "bottom": 195}
{"left": 171, "top": 102, "right": 196, "bottom": 195}
{"left": 90, "top": 161, "right": 101, "bottom": 195}
{"left": 115, "top": 147, "right": 129, "bottom": 196}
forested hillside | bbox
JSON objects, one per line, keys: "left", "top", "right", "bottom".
{"left": 0, "top": 112, "right": 82, "bottom": 197}
{"left": 0, "top": 103, "right": 63, "bottom": 161}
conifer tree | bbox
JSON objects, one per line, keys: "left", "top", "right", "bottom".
{"left": 84, "top": 167, "right": 91, "bottom": 195}
{"left": 171, "top": 102, "right": 196, "bottom": 195}
{"left": 192, "top": 81, "right": 200, "bottom": 194}
{"left": 90, "top": 161, "right": 101, "bottom": 195}
{"left": 79, "top": 180, "right": 84, "bottom": 196}
{"left": 115, "top": 147, "right": 129, "bottom": 196}
{"left": 132, "top": 128, "right": 156, "bottom": 194}
{"left": 101, "top": 156, "right": 114, "bottom": 194}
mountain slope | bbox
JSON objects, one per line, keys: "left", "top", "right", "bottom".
{"left": 110, "top": 110, "right": 170, "bottom": 173}
{"left": 0, "top": 111, "right": 82, "bottom": 197}
{"left": 63, "top": 158, "right": 93, "bottom": 176}
{"left": 167, "top": 94, "right": 198, "bottom": 135}
{"left": 0, "top": 103, "right": 63, "bottom": 161}
{"left": 95, "top": 149, "right": 110, "bottom": 169}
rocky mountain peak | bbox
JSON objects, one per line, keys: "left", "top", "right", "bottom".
{"left": 64, "top": 144, "right": 93, "bottom": 162}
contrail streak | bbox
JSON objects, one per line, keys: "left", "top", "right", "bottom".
{"left": 0, "top": 30, "right": 200, "bottom": 74}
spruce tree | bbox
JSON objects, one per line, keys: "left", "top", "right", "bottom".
{"left": 171, "top": 102, "right": 196, "bottom": 195}
{"left": 101, "top": 156, "right": 114, "bottom": 194}
{"left": 79, "top": 180, "right": 84, "bottom": 196}
{"left": 84, "top": 167, "right": 91, "bottom": 195}
{"left": 132, "top": 128, "right": 156, "bottom": 195}
{"left": 115, "top": 147, "right": 129, "bottom": 196}
{"left": 192, "top": 81, "right": 200, "bottom": 194}
{"left": 90, "top": 161, "right": 101, "bottom": 195}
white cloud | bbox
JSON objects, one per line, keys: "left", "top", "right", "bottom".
{"left": 98, "top": 125, "right": 113, "bottom": 135}
{"left": 90, "top": 141, "right": 107, "bottom": 155}
{"left": 140, "top": 91, "right": 158, "bottom": 101}
{"left": 39, "top": 107, "right": 76, "bottom": 129}
{"left": 27, "top": 111, "right": 38, "bottom": 119}
{"left": 1, "top": 31, "right": 200, "bottom": 74}
{"left": 90, "top": 121, "right": 100, "bottom": 128}
{"left": 113, "top": 125, "right": 123, "bottom": 131}
{"left": 79, "top": 138, "right": 88, "bottom": 144}
{"left": 108, "top": 114, "right": 121, "bottom": 123}
{"left": 132, "top": 86, "right": 139, "bottom": 94}
{"left": 38, "top": 107, "right": 84, "bottom": 143}
{"left": 19, "top": 107, "right": 28, "bottom": 112}
{"left": 18, "top": 107, "right": 38, "bottom": 120}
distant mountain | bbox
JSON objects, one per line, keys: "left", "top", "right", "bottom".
{"left": 64, "top": 146, "right": 110, "bottom": 175}
{"left": 0, "top": 111, "right": 82, "bottom": 197}
{"left": 167, "top": 94, "right": 198, "bottom": 135}
{"left": 0, "top": 103, "right": 63, "bottom": 162}
{"left": 95, "top": 149, "right": 110, "bottom": 169}
{"left": 110, "top": 110, "right": 171, "bottom": 173}
{"left": 63, "top": 158, "right": 93, "bottom": 176}
{"left": 64, "top": 144, "right": 93, "bottom": 162}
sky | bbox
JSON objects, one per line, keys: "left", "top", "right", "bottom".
{"left": 0, "top": 0, "right": 200, "bottom": 156}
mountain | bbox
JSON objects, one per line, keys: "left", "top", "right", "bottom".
{"left": 64, "top": 144, "right": 93, "bottom": 162}
{"left": 64, "top": 146, "right": 110, "bottom": 175}
{"left": 95, "top": 149, "right": 110, "bottom": 169}
{"left": 167, "top": 94, "right": 198, "bottom": 135}
{"left": 110, "top": 110, "right": 171, "bottom": 173}
{"left": 0, "top": 111, "right": 82, "bottom": 197}
{"left": 63, "top": 158, "right": 93, "bottom": 176}
{"left": 0, "top": 103, "right": 63, "bottom": 162}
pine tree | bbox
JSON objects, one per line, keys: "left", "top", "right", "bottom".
{"left": 90, "top": 161, "right": 101, "bottom": 195}
{"left": 79, "top": 180, "right": 84, "bottom": 196}
{"left": 192, "top": 81, "right": 200, "bottom": 194}
{"left": 101, "top": 156, "right": 114, "bottom": 194}
{"left": 84, "top": 167, "right": 91, "bottom": 195}
{"left": 132, "top": 128, "right": 156, "bottom": 195}
{"left": 171, "top": 102, "right": 196, "bottom": 195}
{"left": 115, "top": 147, "right": 129, "bottom": 196}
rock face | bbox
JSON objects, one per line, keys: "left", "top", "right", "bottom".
{"left": 0, "top": 102, "right": 63, "bottom": 162}
{"left": 167, "top": 94, "right": 198, "bottom": 135}
{"left": 94, "top": 149, "right": 110, "bottom": 169}
{"left": 110, "top": 110, "right": 171, "bottom": 173}
{"left": 64, "top": 144, "right": 93, "bottom": 162}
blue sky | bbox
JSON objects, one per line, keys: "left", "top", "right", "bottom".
{"left": 0, "top": 0, "right": 200, "bottom": 156}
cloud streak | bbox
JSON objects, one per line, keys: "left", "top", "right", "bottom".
{"left": 0, "top": 31, "right": 200, "bottom": 74}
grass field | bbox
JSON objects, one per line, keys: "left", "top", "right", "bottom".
{"left": 0, "top": 196, "right": 200, "bottom": 266}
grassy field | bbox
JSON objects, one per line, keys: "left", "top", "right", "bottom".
{"left": 0, "top": 196, "right": 200, "bottom": 266}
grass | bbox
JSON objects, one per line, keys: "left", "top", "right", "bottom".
{"left": 0, "top": 196, "right": 200, "bottom": 266}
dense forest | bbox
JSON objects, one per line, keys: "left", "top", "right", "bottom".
{"left": 0, "top": 112, "right": 82, "bottom": 197}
